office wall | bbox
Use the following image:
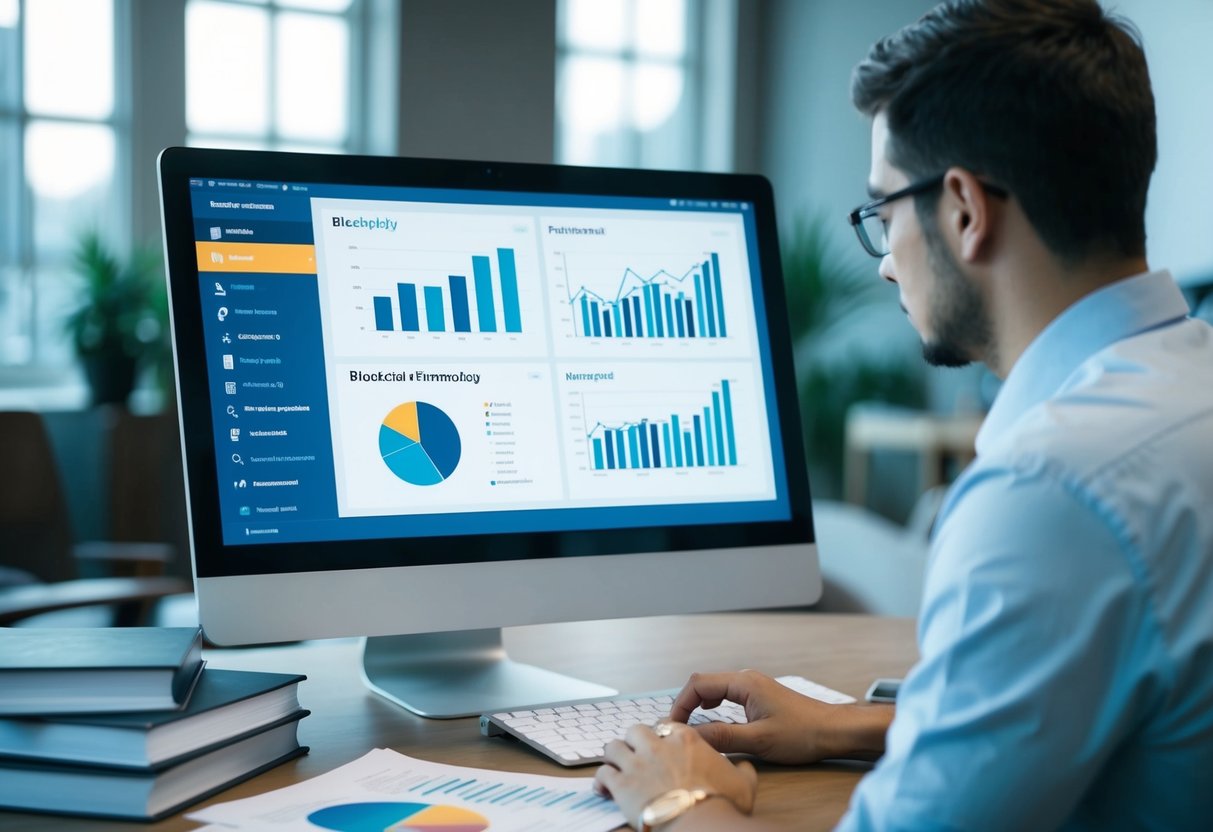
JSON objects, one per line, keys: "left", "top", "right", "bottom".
{"left": 397, "top": 0, "right": 557, "bottom": 164}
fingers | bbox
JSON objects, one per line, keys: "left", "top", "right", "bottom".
{"left": 693, "top": 719, "right": 765, "bottom": 755}
{"left": 593, "top": 760, "right": 620, "bottom": 798}
{"left": 669, "top": 670, "right": 768, "bottom": 723}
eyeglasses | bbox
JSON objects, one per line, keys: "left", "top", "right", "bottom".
{"left": 848, "top": 174, "right": 1009, "bottom": 258}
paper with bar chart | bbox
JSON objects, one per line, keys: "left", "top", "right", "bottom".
{"left": 541, "top": 213, "right": 757, "bottom": 360}
{"left": 560, "top": 362, "right": 777, "bottom": 503}
{"left": 310, "top": 199, "right": 548, "bottom": 359}
{"left": 187, "top": 748, "right": 625, "bottom": 831}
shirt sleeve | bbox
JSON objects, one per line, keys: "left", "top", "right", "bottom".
{"left": 836, "top": 463, "right": 1160, "bottom": 832}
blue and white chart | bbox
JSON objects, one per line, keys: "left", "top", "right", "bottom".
{"left": 187, "top": 748, "right": 624, "bottom": 832}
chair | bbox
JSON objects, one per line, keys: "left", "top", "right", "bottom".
{"left": 0, "top": 411, "right": 187, "bottom": 626}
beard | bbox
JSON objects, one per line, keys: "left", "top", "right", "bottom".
{"left": 919, "top": 222, "right": 994, "bottom": 368}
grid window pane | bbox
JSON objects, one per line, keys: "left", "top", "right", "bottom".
{"left": 275, "top": 12, "right": 348, "bottom": 143}
{"left": 25, "top": 120, "right": 118, "bottom": 258}
{"left": 564, "top": 0, "right": 627, "bottom": 52}
{"left": 0, "top": 2, "right": 17, "bottom": 108}
{"left": 631, "top": 62, "right": 683, "bottom": 131}
{"left": 558, "top": 55, "right": 628, "bottom": 166}
{"left": 187, "top": 134, "right": 271, "bottom": 151}
{"left": 186, "top": 0, "right": 270, "bottom": 136}
{"left": 0, "top": 118, "right": 18, "bottom": 264}
{"left": 24, "top": 0, "right": 114, "bottom": 119}
{"left": 635, "top": 0, "right": 685, "bottom": 58}
{"left": 277, "top": 0, "right": 352, "bottom": 11}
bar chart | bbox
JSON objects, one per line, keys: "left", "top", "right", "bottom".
{"left": 370, "top": 248, "right": 523, "bottom": 335}
{"left": 585, "top": 379, "right": 738, "bottom": 472}
{"left": 566, "top": 253, "right": 728, "bottom": 340}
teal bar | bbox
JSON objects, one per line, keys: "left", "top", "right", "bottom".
{"left": 593, "top": 438, "right": 605, "bottom": 470}
{"left": 615, "top": 429, "right": 627, "bottom": 467}
{"left": 651, "top": 285, "right": 664, "bottom": 337}
{"left": 612, "top": 302, "right": 623, "bottom": 339}
{"left": 685, "top": 431, "right": 696, "bottom": 467}
{"left": 497, "top": 248, "right": 522, "bottom": 332}
{"left": 472, "top": 255, "right": 497, "bottom": 332}
{"left": 644, "top": 285, "right": 656, "bottom": 338}
{"left": 712, "top": 252, "right": 727, "bottom": 336}
{"left": 703, "top": 406, "right": 715, "bottom": 466}
{"left": 694, "top": 272, "right": 707, "bottom": 338}
{"left": 675, "top": 292, "right": 686, "bottom": 337}
{"left": 663, "top": 423, "right": 674, "bottom": 468}
{"left": 628, "top": 426, "right": 641, "bottom": 469}
{"left": 712, "top": 392, "right": 726, "bottom": 466}
{"left": 723, "top": 379, "right": 737, "bottom": 464}
{"left": 424, "top": 285, "right": 445, "bottom": 331}
{"left": 671, "top": 414, "right": 683, "bottom": 466}
{"left": 663, "top": 292, "right": 675, "bottom": 338}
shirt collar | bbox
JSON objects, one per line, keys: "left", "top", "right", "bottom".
{"left": 975, "top": 270, "right": 1191, "bottom": 455}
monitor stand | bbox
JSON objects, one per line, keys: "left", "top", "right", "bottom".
{"left": 361, "top": 629, "right": 617, "bottom": 719}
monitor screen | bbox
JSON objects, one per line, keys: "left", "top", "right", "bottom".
{"left": 160, "top": 148, "right": 819, "bottom": 716}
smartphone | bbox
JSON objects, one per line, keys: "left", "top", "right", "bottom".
{"left": 865, "top": 677, "right": 902, "bottom": 703}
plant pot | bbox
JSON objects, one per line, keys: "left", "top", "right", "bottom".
{"left": 82, "top": 352, "right": 140, "bottom": 406}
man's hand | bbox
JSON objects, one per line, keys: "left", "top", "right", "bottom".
{"left": 594, "top": 722, "right": 757, "bottom": 829}
{"left": 670, "top": 670, "right": 893, "bottom": 764}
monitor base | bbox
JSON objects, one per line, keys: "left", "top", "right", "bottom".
{"left": 361, "top": 629, "right": 617, "bottom": 719}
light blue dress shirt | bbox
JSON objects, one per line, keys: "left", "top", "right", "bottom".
{"left": 839, "top": 271, "right": 1213, "bottom": 831}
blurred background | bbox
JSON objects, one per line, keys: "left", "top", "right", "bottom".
{"left": 2, "top": 0, "right": 1212, "bottom": 624}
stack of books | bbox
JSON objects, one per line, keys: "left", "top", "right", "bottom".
{"left": 0, "top": 627, "right": 308, "bottom": 821}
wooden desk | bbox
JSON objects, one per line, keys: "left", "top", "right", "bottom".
{"left": 2, "top": 613, "right": 916, "bottom": 831}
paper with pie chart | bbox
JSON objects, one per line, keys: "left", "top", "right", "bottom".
{"left": 309, "top": 801, "right": 487, "bottom": 832}
{"left": 186, "top": 748, "right": 625, "bottom": 831}
{"left": 379, "top": 401, "right": 462, "bottom": 486}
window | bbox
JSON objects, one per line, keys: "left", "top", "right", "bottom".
{"left": 556, "top": 0, "right": 731, "bottom": 171}
{"left": 185, "top": 0, "right": 362, "bottom": 153}
{"left": 0, "top": 0, "right": 126, "bottom": 369}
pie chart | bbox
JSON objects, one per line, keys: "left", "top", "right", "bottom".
{"left": 379, "top": 401, "right": 461, "bottom": 486}
{"left": 308, "top": 801, "right": 489, "bottom": 832}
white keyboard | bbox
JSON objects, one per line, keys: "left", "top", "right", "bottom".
{"left": 479, "top": 675, "right": 855, "bottom": 766}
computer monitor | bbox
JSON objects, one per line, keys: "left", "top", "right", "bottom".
{"left": 158, "top": 148, "right": 820, "bottom": 718}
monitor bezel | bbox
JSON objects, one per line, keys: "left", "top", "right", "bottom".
{"left": 159, "top": 147, "right": 815, "bottom": 580}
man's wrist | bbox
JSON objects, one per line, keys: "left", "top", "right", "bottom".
{"left": 816, "top": 703, "right": 894, "bottom": 760}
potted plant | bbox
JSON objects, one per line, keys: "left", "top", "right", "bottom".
{"left": 781, "top": 215, "right": 925, "bottom": 497}
{"left": 65, "top": 231, "right": 168, "bottom": 406}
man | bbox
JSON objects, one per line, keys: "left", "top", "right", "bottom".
{"left": 593, "top": 1, "right": 1213, "bottom": 829}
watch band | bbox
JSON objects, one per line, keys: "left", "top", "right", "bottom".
{"left": 638, "top": 787, "right": 718, "bottom": 832}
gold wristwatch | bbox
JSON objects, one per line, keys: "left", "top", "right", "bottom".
{"left": 638, "top": 787, "right": 718, "bottom": 831}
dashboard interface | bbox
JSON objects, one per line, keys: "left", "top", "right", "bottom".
{"left": 183, "top": 177, "right": 792, "bottom": 547}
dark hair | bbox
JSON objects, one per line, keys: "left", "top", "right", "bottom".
{"left": 851, "top": 0, "right": 1156, "bottom": 263}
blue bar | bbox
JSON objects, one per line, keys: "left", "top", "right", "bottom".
{"left": 708, "top": 392, "right": 718, "bottom": 465}
{"left": 472, "top": 255, "right": 497, "bottom": 332}
{"left": 593, "top": 437, "right": 605, "bottom": 470}
{"left": 662, "top": 291, "right": 673, "bottom": 338}
{"left": 663, "top": 423, "right": 674, "bottom": 467}
{"left": 468, "top": 783, "right": 500, "bottom": 800}
{"left": 631, "top": 296, "right": 642, "bottom": 338}
{"left": 675, "top": 292, "right": 686, "bottom": 337}
{"left": 628, "top": 426, "right": 641, "bottom": 469}
{"left": 651, "top": 285, "right": 664, "bottom": 337}
{"left": 424, "top": 778, "right": 461, "bottom": 796}
{"left": 683, "top": 432, "right": 694, "bottom": 467}
{"left": 545, "top": 791, "right": 576, "bottom": 807}
{"left": 604, "top": 431, "right": 615, "bottom": 468}
{"left": 622, "top": 298, "right": 634, "bottom": 337}
{"left": 424, "top": 285, "right": 446, "bottom": 331}
{"left": 581, "top": 295, "right": 592, "bottom": 337}
{"left": 650, "top": 422, "right": 661, "bottom": 468}
{"left": 497, "top": 248, "right": 523, "bottom": 332}
{"left": 685, "top": 299, "right": 696, "bottom": 337}
{"left": 703, "top": 406, "right": 715, "bottom": 465}
{"left": 671, "top": 414, "right": 683, "bottom": 466}
{"left": 703, "top": 259, "right": 717, "bottom": 337}
{"left": 446, "top": 778, "right": 475, "bottom": 793}
{"left": 723, "top": 379, "right": 737, "bottom": 464}
{"left": 398, "top": 283, "right": 420, "bottom": 331}
{"left": 373, "top": 296, "right": 393, "bottom": 331}
{"left": 492, "top": 786, "right": 526, "bottom": 804}
{"left": 693, "top": 415, "right": 705, "bottom": 466}
{"left": 644, "top": 285, "right": 656, "bottom": 337}
{"left": 590, "top": 300, "right": 602, "bottom": 336}
{"left": 615, "top": 430, "right": 626, "bottom": 468}
{"left": 613, "top": 302, "right": 623, "bottom": 338}
{"left": 638, "top": 423, "right": 651, "bottom": 468}
{"left": 695, "top": 272, "right": 707, "bottom": 337}
{"left": 449, "top": 275, "right": 471, "bottom": 332}
{"left": 603, "top": 309, "right": 613, "bottom": 337}
{"left": 712, "top": 252, "right": 727, "bottom": 336}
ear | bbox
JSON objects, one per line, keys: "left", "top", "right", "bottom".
{"left": 940, "top": 167, "right": 996, "bottom": 263}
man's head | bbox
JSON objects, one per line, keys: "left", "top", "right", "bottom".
{"left": 850, "top": 0, "right": 1156, "bottom": 370}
